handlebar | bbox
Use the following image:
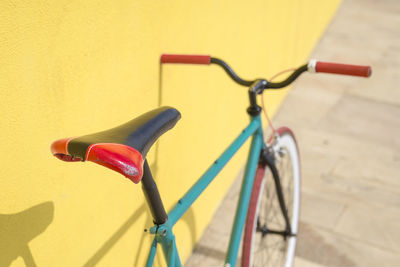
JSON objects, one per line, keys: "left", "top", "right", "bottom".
{"left": 161, "top": 54, "right": 371, "bottom": 90}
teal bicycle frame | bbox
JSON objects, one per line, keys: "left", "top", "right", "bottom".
{"left": 145, "top": 114, "right": 265, "bottom": 267}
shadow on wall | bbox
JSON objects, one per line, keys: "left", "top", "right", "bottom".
{"left": 0, "top": 202, "right": 54, "bottom": 267}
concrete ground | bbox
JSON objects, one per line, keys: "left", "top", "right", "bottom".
{"left": 185, "top": 0, "right": 400, "bottom": 266}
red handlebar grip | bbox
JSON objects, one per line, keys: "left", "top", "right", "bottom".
{"left": 315, "top": 61, "right": 371, "bottom": 77}
{"left": 161, "top": 54, "right": 211, "bottom": 65}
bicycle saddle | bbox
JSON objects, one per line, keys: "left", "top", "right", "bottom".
{"left": 50, "top": 107, "right": 181, "bottom": 183}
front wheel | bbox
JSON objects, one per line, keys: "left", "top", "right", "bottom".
{"left": 242, "top": 127, "right": 301, "bottom": 267}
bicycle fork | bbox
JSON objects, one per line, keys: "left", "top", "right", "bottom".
{"left": 260, "top": 148, "right": 294, "bottom": 239}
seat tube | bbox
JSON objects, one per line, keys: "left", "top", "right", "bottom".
{"left": 145, "top": 238, "right": 158, "bottom": 267}
{"left": 225, "top": 115, "right": 264, "bottom": 266}
{"left": 153, "top": 222, "right": 182, "bottom": 267}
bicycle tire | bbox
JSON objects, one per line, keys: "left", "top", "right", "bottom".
{"left": 241, "top": 127, "right": 301, "bottom": 267}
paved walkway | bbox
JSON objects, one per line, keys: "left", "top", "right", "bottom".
{"left": 185, "top": 0, "right": 400, "bottom": 266}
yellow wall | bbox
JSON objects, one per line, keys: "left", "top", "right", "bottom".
{"left": 0, "top": 1, "right": 340, "bottom": 266}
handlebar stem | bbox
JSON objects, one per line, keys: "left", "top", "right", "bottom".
{"left": 247, "top": 80, "right": 265, "bottom": 117}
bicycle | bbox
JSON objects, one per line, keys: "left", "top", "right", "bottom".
{"left": 50, "top": 54, "right": 371, "bottom": 267}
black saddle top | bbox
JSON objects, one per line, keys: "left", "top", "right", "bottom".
{"left": 51, "top": 106, "right": 180, "bottom": 160}
{"left": 69, "top": 106, "right": 181, "bottom": 159}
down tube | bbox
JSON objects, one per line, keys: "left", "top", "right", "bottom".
{"left": 225, "top": 118, "right": 264, "bottom": 266}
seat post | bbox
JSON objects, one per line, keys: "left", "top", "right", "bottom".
{"left": 141, "top": 160, "right": 168, "bottom": 225}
